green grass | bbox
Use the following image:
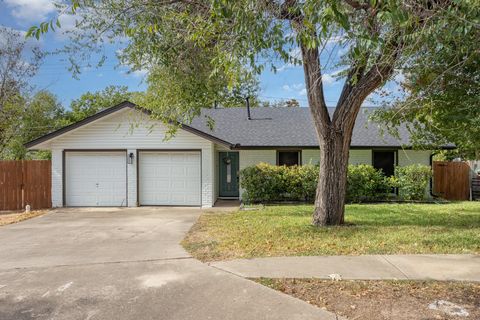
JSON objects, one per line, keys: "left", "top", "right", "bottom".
{"left": 182, "top": 202, "right": 480, "bottom": 261}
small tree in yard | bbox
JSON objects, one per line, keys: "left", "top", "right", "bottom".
{"left": 31, "top": 0, "right": 464, "bottom": 226}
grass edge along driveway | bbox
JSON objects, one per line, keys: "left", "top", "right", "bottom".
{"left": 182, "top": 202, "right": 480, "bottom": 262}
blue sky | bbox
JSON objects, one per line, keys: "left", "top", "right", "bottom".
{"left": 0, "top": 0, "right": 394, "bottom": 109}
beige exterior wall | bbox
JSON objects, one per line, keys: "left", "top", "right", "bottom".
{"left": 302, "top": 149, "right": 373, "bottom": 165}
{"left": 302, "top": 149, "right": 320, "bottom": 165}
{"left": 398, "top": 150, "right": 431, "bottom": 166}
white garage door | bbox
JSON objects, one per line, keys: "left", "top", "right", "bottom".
{"left": 65, "top": 151, "right": 127, "bottom": 206}
{"left": 139, "top": 151, "right": 201, "bottom": 206}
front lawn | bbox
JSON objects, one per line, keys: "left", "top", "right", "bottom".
{"left": 182, "top": 202, "right": 480, "bottom": 261}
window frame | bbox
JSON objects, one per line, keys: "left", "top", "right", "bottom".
{"left": 276, "top": 150, "right": 302, "bottom": 166}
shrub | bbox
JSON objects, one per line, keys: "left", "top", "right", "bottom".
{"left": 346, "top": 164, "right": 392, "bottom": 203}
{"left": 240, "top": 163, "right": 319, "bottom": 203}
{"left": 392, "top": 164, "right": 432, "bottom": 200}
{"left": 241, "top": 163, "right": 393, "bottom": 204}
{"left": 240, "top": 163, "right": 431, "bottom": 204}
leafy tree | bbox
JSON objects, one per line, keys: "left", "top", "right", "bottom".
{"left": 264, "top": 98, "right": 301, "bottom": 108}
{"left": 0, "top": 27, "right": 43, "bottom": 156}
{"left": 372, "top": 2, "right": 480, "bottom": 160}
{"left": 32, "top": 0, "right": 464, "bottom": 225}
{"left": 67, "top": 85, "right": 134, "bottom": 122}
{"left": 1, "top": 91, "right": 66, "bottom": 159}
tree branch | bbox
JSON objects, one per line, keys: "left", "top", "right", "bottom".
{"left": 333, "top": 38, "right": 401, "bottom": 134}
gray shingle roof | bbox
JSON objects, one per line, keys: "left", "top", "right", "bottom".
{"left": 189, "top": 107, "right": 411, "bottom": 148}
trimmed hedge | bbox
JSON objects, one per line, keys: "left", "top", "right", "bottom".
{"left": 240, "top": 162, "right": 432, "bottom": 204}
{"left": 346, "top": 164, "right": 391, "bottom": 203}
{"left": 240, "top": 163, "right": 318, "bottom": 203}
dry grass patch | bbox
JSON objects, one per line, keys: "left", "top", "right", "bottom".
{"left": 182, "top": 202, "right": 480, "bottom": 261}
{"left": 0, "top": 210, "right": 49, "bottom": 226}
{"left": 256, "top": 278, "right": 480, "bottom": 320}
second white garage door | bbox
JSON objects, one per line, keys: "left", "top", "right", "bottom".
{"left": 138, "top": 151, "right": 201, "bottom": 206}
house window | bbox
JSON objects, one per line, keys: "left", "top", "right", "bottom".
{"left": 372, "top": 150, "right": 396, "bottom": 176}
{"left": 278, "top": 151, "right": 300, "bottom": 166}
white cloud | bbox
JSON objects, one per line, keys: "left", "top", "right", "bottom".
{"left": 288, "top": 47, "right": 302, "bottom": 60}
{"left": 276, "top": 47, "right": 302, "bottom": 72}
{"left": 292, "top": 83, "right": 303, "bottom": 90}
{"left": 282, "top": 83, "right": 303, "bottom": 92}
{"left": 119, "top": 66, "right": 149, "bottom": 78}
{"left": 322, "top": 74, "right": 335, "bottom": 85}
{"left": 5, "top": 0, "right": 56, "bottom": 23}
{"left": 320, "top": 68, "right": 347, "bottom": 86}
{"left": 299, "top": 88, "right": 307, "bottom": 96}
{"left": 131, "top": 69, "right": 148, "bottom": 77}
{"left": 55, "top": 14, "right": 79, "bottom": 39}
{"left": 277, "top": 62, "right": 296, "bottom": 72}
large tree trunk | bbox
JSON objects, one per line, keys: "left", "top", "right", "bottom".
{"left": 296, "top": 20, "right": 397, "bottom": 226}
{"left": 313, "top": 128, "right": 351, "bottom": 225}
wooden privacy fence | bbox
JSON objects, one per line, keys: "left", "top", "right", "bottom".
{"left": 0, "top": 160, "right": 51, "bottom": 211}
{"left": 433, "top": 161, "right": 470, "bottom": 201}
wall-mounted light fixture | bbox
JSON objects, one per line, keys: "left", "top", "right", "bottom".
{"left": 128, "top": 152, "right": 134, "bottom": 164}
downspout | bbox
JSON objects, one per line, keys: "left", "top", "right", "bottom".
{"left": 246, "top": 97, "right": 251, "bottom": 120}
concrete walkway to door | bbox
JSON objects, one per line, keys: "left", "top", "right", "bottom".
{"left": 210, "top": 254, "right": 480, "bottom": 282}
{"left": 0, "top": 207, "right": 338, "bottom": 320}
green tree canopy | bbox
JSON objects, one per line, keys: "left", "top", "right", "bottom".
{"left": 67, "top": 85, "right": 134, "bottom": 122}
{"left": 0, "top": 26, "right": 43, "bottom": 157}
{"left": 30, "top": 0, "right": 470, "bottom": 225}
{"left": 372, "top": 1, "right": 480, "bottom": 159}
{"left": 2, "top": 91, "right": 66, "bottom": 159}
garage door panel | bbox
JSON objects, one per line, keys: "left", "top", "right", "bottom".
{"left": 139, "top": 151, "right": 201, "bottom": 206}
{"left": 65, "top": 152, "right": 127, "bottom": 207}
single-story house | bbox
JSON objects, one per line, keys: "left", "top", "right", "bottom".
{"left": 26, "top": 101, "right": 434, "bottom": 208}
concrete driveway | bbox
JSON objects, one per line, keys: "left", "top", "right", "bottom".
{"left": 0, "top": 208, "right": 336, "bottom": 320}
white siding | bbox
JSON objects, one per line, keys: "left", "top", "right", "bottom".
{"left": 51, "top": 149, "right": 63, "bottom": 207}
{"left": 204, "top": 145, "right": 215, "bottom": 206}
{"left": 398, "top": 150, "right": 431, "bottom": 166}
{"left": 127, "top": 149, "right": 137, "bottom": 207}
{"left": 48, "top": 108, "right": 215, "bottom": 208}
{"left": 349, "top": 149, "right": 372, "bottom": 165}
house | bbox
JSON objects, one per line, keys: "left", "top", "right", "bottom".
{"left": 26, "top": 101, "right": 434, "bottom": 208}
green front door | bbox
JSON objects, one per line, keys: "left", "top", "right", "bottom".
{"left": 219, "top": 152, "right": 239, "bottom": 197}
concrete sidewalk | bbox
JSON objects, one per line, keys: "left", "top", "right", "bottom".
{"left": 210, "top": 254, "right": 480, "bottom": 282}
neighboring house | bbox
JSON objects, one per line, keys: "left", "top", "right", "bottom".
{"left": 26, "top": 101, "right": 434, "bottom": 208}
